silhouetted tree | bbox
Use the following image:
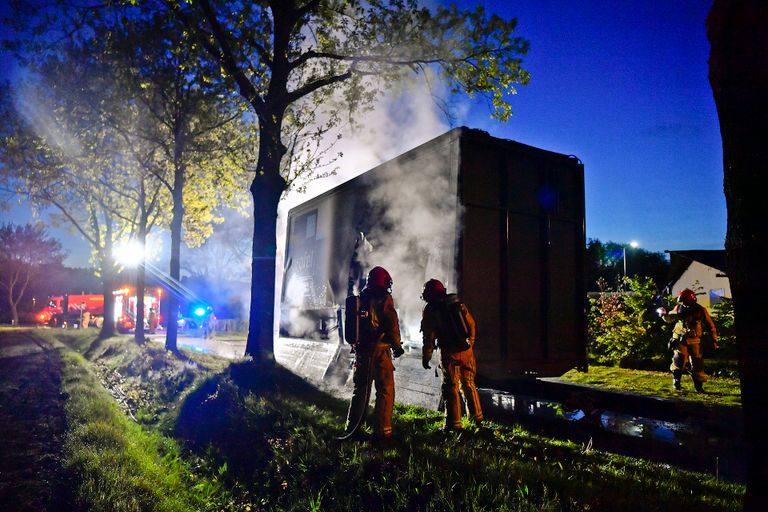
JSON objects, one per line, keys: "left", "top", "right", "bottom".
{"left": 708, "top": 1, "right": 768, "bottom": 508}
{"left": 0, "top": 223, "right": 64, "bottom": 325}
{"left": 167, "top": 0, "right": 531, "bottom": 360}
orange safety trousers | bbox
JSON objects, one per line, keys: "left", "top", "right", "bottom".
{"left": 345, "top": 344, "right": 395, "bottom": 438}
{"left": 670, "top": 338, "right": 708, "bottom": 383}
{"left": 440, "top": 347, "right": 484, "bottom": 429}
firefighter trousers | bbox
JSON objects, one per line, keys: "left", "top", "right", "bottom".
{"left": 440, "top": 347, "right": 484, "bottom": 430}
{"left": 670, "top": 339, "right": 708, "bottom": 383}
{"left": 345, "top": 344, "right": 395, "bottom": 438}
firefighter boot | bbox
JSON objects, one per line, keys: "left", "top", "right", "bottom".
{"left": 672, "top": 370, "right": 682, "bottom": 390}
{"left": 694, "top": 379, "right": 705, "bottom": 393}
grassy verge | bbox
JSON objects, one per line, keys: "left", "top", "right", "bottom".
{"left": 41, "top": 330, "right": 234, "bottom": 511}
{"left": 47, "top": 329, "right": 744, "bottom": 511}
{"left": 173, "top": 362, "right": 743, "bottom": 511}
{"left": 560, "top": 365, "right": 741, "bottom": 408}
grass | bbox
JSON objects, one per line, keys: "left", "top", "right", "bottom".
{"left": 559, "top": 365, "right": 742, "bottom": 408}
{"left": 36, "top": 328, "right": 744, "bottom": 511}
{"left": 32, "top": 330, "right": 235, "bottom": 512}
{"left": 171, "top": 361, "right": 744, "bottom": 511}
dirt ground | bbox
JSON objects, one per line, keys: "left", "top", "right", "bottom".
{"left": 0, "top": 330, "right": 71, "bottom": 512}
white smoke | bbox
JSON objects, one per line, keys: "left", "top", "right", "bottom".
{"left": 276, "top": 71, "right": 464, "bottom": 342}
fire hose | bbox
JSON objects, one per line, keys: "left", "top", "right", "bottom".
{"left": 336, "top": 345, "right": 376, "bottom": 441}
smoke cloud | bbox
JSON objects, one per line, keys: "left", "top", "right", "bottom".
{"left": 277, "top": 71, "right": 465, "bottom": 342}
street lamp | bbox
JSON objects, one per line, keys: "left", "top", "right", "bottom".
{"left": 113, "top": 240, "right": 146, "bottom": 268}
{"left": 623, "top": 240, "right": 639, "bottom": 277}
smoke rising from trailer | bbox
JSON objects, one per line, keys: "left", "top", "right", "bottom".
{"left": 278, "top": 71, "right": 464, "bottom": 343}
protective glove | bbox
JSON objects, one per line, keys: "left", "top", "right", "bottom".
{"left": 422, "top": 357, "right": 431, "bottom": 370}
{"left": 392, "top": 346, "right": 405, "bottom": 358}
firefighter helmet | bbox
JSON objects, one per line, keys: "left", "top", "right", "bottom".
{"left": 421, "top": 279, "right": 447, "bottom": 303}
{"left": 367, "top": 266, "right": 393, "bottom": 290}
{"left": 678, "top": 288, "right": 697, "bottom": 304}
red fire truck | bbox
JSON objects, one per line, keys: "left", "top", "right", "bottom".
{"left": 36, "top": 287, "right": 162, "bottom": 332}
{"left": 36, "top": 294, "right": 105, "bottom": 327}
{"left": 112, "top": 287, "right": 162, "bottom": 333}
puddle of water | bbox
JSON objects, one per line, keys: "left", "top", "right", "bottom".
{"left": 485, "top": 390, "right": 697, "bottom": 444}
{"left": 482, "top": 389, "right": 745, "bottom": 482}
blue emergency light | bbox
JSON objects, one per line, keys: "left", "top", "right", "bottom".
{"left": 193, "top": 307, "right": 206, "bottom": 317}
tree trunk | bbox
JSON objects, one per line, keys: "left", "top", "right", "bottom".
{"left": 99, "top": 263, "right": 116, "bottom": 339}
{"left": 135, "top": 195, "right": 148, "bottom": 344}
{"left": 245, "top": 122, "right": 287, "bottom": 361}
{"left": 135, "top": 255, "right": 146, "bottom": 344}
{"left": 707, "top": 1, "right": 768, "bottom": 508}
{"left": 10, "top": 271, "right": 30, "bottom": 327}
{"left": 165, "top": 161, "right": 185, "bottom": 352}
{"left": 7, "top": 284, "right": 19, "bottom": 326}
{"left": 98, "top": 224, "right": 117, "bottom": 339}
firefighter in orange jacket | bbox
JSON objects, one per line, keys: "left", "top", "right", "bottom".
{"left": 420, "top": 279, "right": 484, "bottom": 430}
{"left": 343, "top": 266, "right": 404, "bottom": 440}
{"left": 659, "top": 288, "right": 719, "bottom": 392}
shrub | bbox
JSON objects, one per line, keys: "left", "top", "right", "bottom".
{"left": 588, "top": 277, "right": 668, "bottom": 366}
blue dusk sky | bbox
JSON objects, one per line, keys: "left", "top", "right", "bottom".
{"left": 0, "top": 1, "right": 725, "bottom": 266}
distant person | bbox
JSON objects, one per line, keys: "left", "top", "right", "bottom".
{"left": 79, "top": 302, "right": 86, "bottom": 329}
{"left": 658, "top": 288, "right": 719, "bottom": 392}
{"left": 148, "top": 308, "right": 157, "bottom": 334}
{"left": 82, "top": 310, "right": 91, "bottom": 329}
{"left": 343, "top": 266, "right": 405, "bottom": 441}
{"left": 420, "top": 279, "right": 483, "bottom": 430}
{"left": 202, "top": 307, "right": 216, "bottom": 339}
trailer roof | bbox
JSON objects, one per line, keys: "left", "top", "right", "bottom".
{"left": 286, "top": 126, "right": 582, "bottom": 216}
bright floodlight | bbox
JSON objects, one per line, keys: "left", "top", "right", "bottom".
{"left": 113, "top": 240, "right": 145, "bottom": 267}
{"left": 194, "top": 307, "right": 206, "bottom": 317}
{"left": 629, "top": 240, "right": 639, "bottom": 248}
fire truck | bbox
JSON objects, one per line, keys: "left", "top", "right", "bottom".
{"left": 112, "top": 287, "right": 163, "bottom": 333}
{"left": 37, "top": 287, "right": 162, "bottom": 332}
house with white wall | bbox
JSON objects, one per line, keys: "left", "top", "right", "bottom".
{"left": 666, "top": 250, "right": 730, "bottom": 308}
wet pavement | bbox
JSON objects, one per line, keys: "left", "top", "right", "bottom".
{"left": 146, "top": 331, "right": 247, "bottom": 359}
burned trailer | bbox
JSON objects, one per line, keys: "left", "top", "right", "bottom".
{"left": 277, "top": 127, "right": 586, "bottom": 407}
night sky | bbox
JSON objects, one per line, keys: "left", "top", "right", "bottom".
{"left": 0, "top": 1, "right": 725, "bottom": 266}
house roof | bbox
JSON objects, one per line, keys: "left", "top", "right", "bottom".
{"left": 664, "top": 250, "right": 727, "bottom": 289}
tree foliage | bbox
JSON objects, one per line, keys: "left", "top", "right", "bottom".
{"left": 587, "top": 276, "right": 668, "bottom": 366}
{"left": 586, "top": 238, "right": 670, "bottom": 291}
{"left": 165, "top": 0, "right": 531, "bottom": 358}
{"left": 2, "top": 5, "right": 254, "bottom": 346}
{"left": 4, "top": 0, "right": 531, "bottom": 358}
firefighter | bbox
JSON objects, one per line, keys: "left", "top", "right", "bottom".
{"left": 343, "top": 266, "right": 405, "bottom": 440}
{"left": 420, "top": 279, "right": 484, "bottom": 430}
{"left": 659, "top": 288, "right": 719, "bottom": 392}
{"left": 148, "top": 307, "right": 157, "bottom": 334}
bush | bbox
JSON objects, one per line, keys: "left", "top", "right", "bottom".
{"left": 588, "top": 277, "right": 669, "bottom": 366}
{"left": 711, "top": 297, "right": 736, "bottom": 357}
